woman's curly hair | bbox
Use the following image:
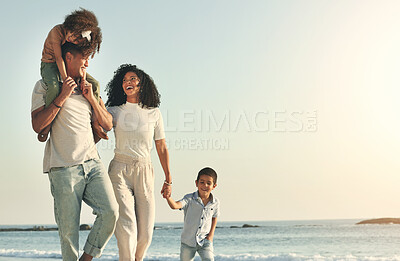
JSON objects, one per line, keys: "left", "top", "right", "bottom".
{"left": 105, "top": 64, "right": 161, "bottom": 108}
{"left": 63, "top": 8, "right": 102, "bottom": 58}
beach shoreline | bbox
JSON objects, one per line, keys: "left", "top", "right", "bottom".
{"left": 0, "top": 258, "right": 59, "bottom": 261}
{"left": 2, "top": 220, "right": 400, "bottom": 261}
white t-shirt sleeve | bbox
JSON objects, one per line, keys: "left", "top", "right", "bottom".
{"left": 154, "top": 109, "right": 165, "bottom": 141}
{"left": 31, "top": 80, "right": 46, "bottom": 112}
{"left": 107, "top": 106, "right": 118, "bottom": 128}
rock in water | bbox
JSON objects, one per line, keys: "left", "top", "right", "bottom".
{"left": 242, "top": 224, "right": 260, "bottom": 228}
{"left": 356, "top": 218, "right": 400, "bottom": 225}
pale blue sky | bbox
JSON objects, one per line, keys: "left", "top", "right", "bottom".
{"left": 1, "top": 0, "right": 400, "bottom": 224}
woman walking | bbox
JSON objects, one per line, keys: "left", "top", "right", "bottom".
{"left": 105, "top": 64, "right": 172, "bottom": 261}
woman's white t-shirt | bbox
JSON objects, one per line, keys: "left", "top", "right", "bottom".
{"left": 107, "top": 102, "right": 165, "bottom": 159}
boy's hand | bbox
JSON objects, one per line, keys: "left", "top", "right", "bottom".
{"left": 206, "top": 235, "right": 213, "bottom": 242}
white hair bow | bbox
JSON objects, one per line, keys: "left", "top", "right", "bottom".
{"left": 82, "top": 30, "right": 91, "bottom": 42}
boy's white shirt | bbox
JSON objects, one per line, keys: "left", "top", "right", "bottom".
{"left": 178, "top": 191, "right": 220, "bottom": 247}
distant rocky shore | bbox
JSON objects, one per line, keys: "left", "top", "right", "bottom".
{"left": 2, "top": 223, "right": 261, "bottom": 232}
{"left": 356, "top": 218, "right": 400, "bottom": 225}
{"left": 0, "top": 224, "right": 92, "bottom": 232}
{"left": 229, "top": 224, "right": 260, "bottom": 228}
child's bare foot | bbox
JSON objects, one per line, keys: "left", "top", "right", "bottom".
{"left": 37, "top": 132, "right": 48, "bottom": 142}
{"left": 37, "top": 125, "right": 51, "bottom": 142}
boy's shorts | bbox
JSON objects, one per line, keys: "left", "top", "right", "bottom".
{"left": 180, "top": 240, "right": 214, "bottom": 261}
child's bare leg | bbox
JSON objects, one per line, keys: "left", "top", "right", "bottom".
{"left": 37, "top": 125, "right": 51, "bottom": 142}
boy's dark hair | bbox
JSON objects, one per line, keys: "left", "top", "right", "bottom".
{"left": 105, "top": 64, "right": 161, "bottom": 108}
{"left": 63, "top": 8, "right": 102, "bottom": 58}
{"left": 197, "top": 167, "right": 218, "bottom": 184}
{"left": 61, "top": 42, "right": 83, "bottom": 61}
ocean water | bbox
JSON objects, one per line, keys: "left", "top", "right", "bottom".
{"left": 1, "top": 220, "right": 400, "bottom": 260}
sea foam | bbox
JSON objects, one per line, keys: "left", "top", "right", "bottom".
{"left": 1, "top": 249, "right": 400, "bottom": 261}
{"left": 0, "top": 248, "right": 61, "bottom": 259}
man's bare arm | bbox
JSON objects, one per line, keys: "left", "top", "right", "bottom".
{"left": 81, "top": 81, "right": 113, "bottom": 131}
{"left": 31, "top": 77, "right": 77, "bottom": 133}
{"left": 92, "top": 98, "right": 113, "bottom": 131}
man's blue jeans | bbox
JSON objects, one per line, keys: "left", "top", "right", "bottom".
{"left": 180, "top": 239, "right": 214, "bottom": 261}
{"left": 48, "top": 159, "right": 118, "bottom": 260}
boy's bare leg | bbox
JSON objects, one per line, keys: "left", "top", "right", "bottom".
{"left": 79, "top": 252, "right": 93, "bottom": 261}
{"left": 37, "top": 125, "right": 51, "bottom": 142}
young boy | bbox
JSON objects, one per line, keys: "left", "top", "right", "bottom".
{"left": 166, "top": 167, "right": 220, "bottom": 261}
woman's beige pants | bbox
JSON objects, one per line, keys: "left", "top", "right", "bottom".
{"left": 108, "top": 153, "right": 155, "bottom": 261}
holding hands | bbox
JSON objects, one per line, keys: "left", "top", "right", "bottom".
{"left": 161, "top": 182, "right": 172, "bottom": 198}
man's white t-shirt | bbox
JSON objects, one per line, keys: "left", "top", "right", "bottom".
{"left": 107, "top": 102, "right": 165, "bottom": 159}
{"left": 31, "top": 80, "right": 99, "bottom": 173}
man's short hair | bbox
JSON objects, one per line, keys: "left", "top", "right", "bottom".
{"left": 61, "top": 42, "right": 84, "bottom": 61}
{"left": 196, "top": 167, "right": 218, "bottom": 184}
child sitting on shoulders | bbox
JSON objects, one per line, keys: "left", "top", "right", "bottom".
{"left": 166, "top": 167, "right": 220, "bottom": 261}
{"left": 38, "top": 8, "right": 102, "bottom": 142}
